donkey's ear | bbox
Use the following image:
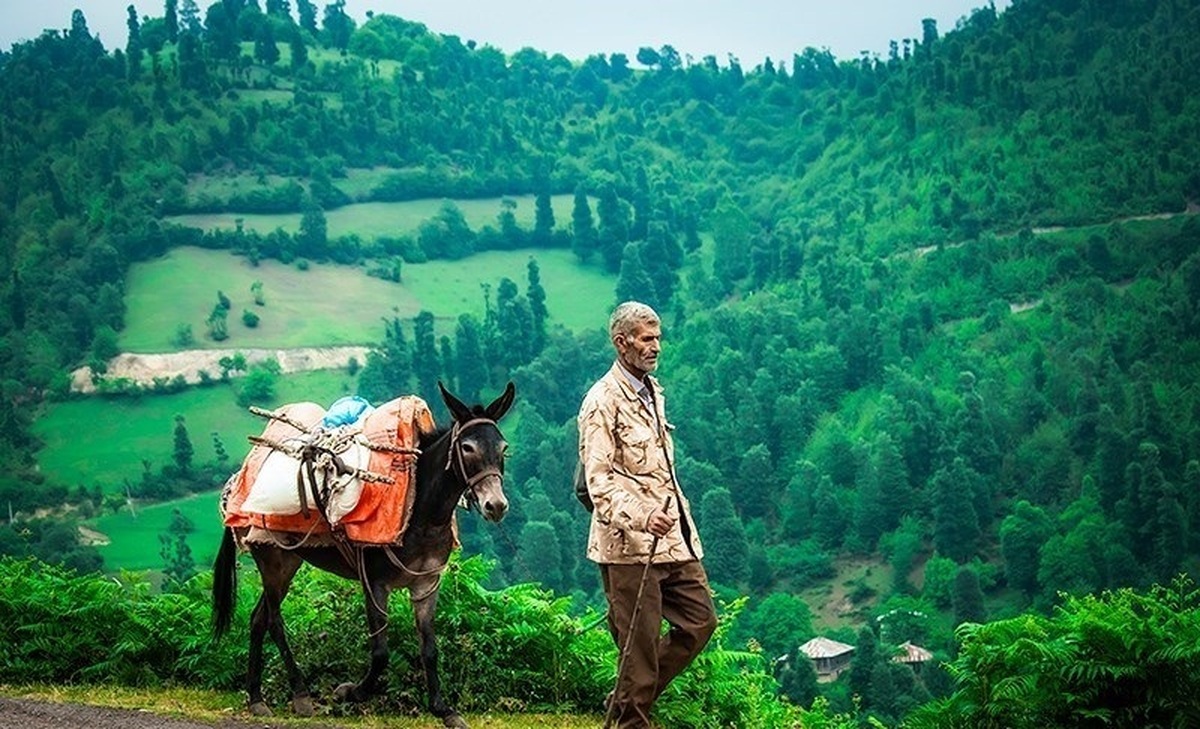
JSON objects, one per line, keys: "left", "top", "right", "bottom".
{"left": 438, "top": 381, "right": 473, "bottom": 422}
{"left": 484, "top": 381, "right": 516, "bottom": 422}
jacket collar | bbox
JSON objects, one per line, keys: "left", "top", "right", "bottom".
{"left": 608, "top": 361, "right": 659, "bottom": 402}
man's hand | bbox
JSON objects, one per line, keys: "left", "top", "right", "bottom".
{"left": 647, "top": 510, "right": 675, "bottom": 538}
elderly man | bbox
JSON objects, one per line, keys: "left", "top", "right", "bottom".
{"left": 578, "top": 301, "right": 717, "bottom": 728}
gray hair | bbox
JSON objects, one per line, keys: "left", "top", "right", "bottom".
{"left": 609, "top": 301, "right": 660, "bottom": 340}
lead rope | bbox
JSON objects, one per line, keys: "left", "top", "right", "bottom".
{"left": 603, "top": 496, "right": 671, "bottom": 729}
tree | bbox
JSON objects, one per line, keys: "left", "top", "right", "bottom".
{"left": 636, "top": 46, "right": 661, "bottom": 69}
{"left": 711, "top": 197, "right": 752, "bottom": 290}
{"left": 179, "top": 0, "right": 202, "bottom": 34}
{"left": 238, "top": 361, "right": 280, "bottom": 407}
{"left": 204, "top": 1, "right": 240, "bottom": 61}
{"left": 165, "top": 0, "right": 179, "bottom": 42}
{"left": 296, "top": 0, "right": 317, "bottom": 34}
{"left": 778, "top": 650, "right": 820, "bottom": 708}
{"left": 297, "top": 196, "right": 328, "bottom": 259}
{"left": 533, "top": 190, "right": 555, "bottom": 247}
{"left": 254, "top": 21, "right": 280, "bottom": 65}
{"left": 321, "top": 0, "right": 355, "bottom": 50}
{"left": 126, "top": 5, "right": 144, "bottom": 80}
{"left": 952, "top": 565, "right": 987, "bottom": 626}
{"left": 492, "top": 278, "right": 533, "bottom": 371}
{"left": 159, "top": 508, "right": 196, "bottom": 588}
{"left": 412, "top": 310, "right": 440, "bottom": 407}
{"left": 518, "top": 520, "right": 563, "bottom": 592}
{"left": 570, "top": 187, "right": 597, "bottom": 263}
{"left": 738, "top": 592, "right": 813, "bottom": 659}
{"left": 454, "top": 314, "right": 487, "bottom": 403}
{"left": 700, "top": 488, "right": 749, "bottom": 586}
{"left": 526, "top": 259, "right": 547, "bottom": 356}
{"left": 596, "top": 184, "right": 629, "bottom": 273}
{"left": 999, "top": 500, "right": 1053, "bottom": 596}
{"left": 206, "top": 303, "right": 229, "bottom": 341}
{"left": 172, "top": 415, "right": 194, "bottom": 474}
{"left": 931, "top": 457, "right": 981, "bottom": 563}
{"left": 737, "top": 443, "right": 774, "bottom": 521}
{"left": 289, "top": 26, "right": 309, "bottom": 69}
{"left": 615, "top": 243, "right": 658, "bottom": 311}
{"left": 358, "top": 315, "right": 412, "bottom": 402}
{"left": 848, "top": 624, "right": 878, "bottom": 699}
{"left": 922, "top": 554, "right": 957, "bottom": 609}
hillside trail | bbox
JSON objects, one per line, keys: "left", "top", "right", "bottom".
{"left": 70, "top": 346, "right": 370, "bottom": 394}
{"left": 0, "top": 696, "right": 353, "bottom": 729}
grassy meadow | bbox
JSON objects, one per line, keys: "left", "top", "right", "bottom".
{"left": 89, "top": 491, "right": 224, "bottom": 572}
{"left": 120, "top": 246, "right": 613, "bottom": 351}
{"left": 166, "top": 194, "right": 579, "bottom": 241}
{"left": 33, "top": 370, "right": 360, "bottom": 490}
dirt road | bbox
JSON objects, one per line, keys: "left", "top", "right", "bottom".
{"left": 70, "top": 346, "right": 371, "bottom": 394}
{"left": 0, "top": 697, "right": 351, "bottom": 728}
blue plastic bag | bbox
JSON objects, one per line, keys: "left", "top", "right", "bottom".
{"left": 322, "top": 395, "right": 375, "bottom": 428}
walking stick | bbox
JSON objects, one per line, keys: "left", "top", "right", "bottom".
{"left": 603, "top": 496, "right": 672, "bottom": 729}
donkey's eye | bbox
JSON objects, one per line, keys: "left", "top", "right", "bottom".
{"left": 461, "top": 442, "right": 478, "bottom": 455}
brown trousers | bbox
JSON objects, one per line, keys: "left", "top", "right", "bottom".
{"left": 600, "top": 560, "right": 717, "bottom": 728}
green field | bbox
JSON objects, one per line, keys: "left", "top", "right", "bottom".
{"left": 33, "top": 370, "right": 360, "bottom": 489}
{"left": 166, "top": 194, "right": 578, "bottom": 240}
{"left": 88, "top": 491, "right": 224, "bottom": 572}
{"left": 120, "top": 246, "right": 614, "bottom": 351}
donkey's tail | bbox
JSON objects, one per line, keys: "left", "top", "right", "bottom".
{"left": 212, "top": 526, "right": 238, "bottom": 639}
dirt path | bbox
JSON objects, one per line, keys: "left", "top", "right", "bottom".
{"left": 0, "top": 697, "right": 349, "bottom": 729}
{"left": 70, "top": 346, "right": 370, "bottom": 394}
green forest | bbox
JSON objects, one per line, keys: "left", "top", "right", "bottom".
{"left": 2, "top": 0, "right": 1200, "bottom": 726}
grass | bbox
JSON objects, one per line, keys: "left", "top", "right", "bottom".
{"left": 800, "top": 554, "right": 892, "bottom": 632}
{"left": 0, "top": 684, "right": 599, "bottom": 728}
{"left": 166, "top": 194, "right": 579, "bottom": 240}
{"left": 88, "top": 491, "right": 224, "bottom": 572}
{"left": 119, "top": 246, "right": 613, "bottom": 352}
{"left": 32, "top": 370, "right": 361, "bottom": 490}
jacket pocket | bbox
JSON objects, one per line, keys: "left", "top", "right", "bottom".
{"left": 618, "top": 528, "right": 653, "bottom": 558}
{"left": 617, "top": 421, "right": 658, "bottom": 475}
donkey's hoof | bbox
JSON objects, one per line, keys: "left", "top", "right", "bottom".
{"left": 333, "top": 682, "right": 360, "bottom": 702}
{"left": 248, "top": 701, "right": 273, "bottom": 717}
{"left": 292, "top": 695, "right": 315, "bottom": 717}
{"left": 443, "top": 712, "right": 469, "bottom": 729}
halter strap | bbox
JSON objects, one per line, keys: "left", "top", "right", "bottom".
{"left": 446, "top": 417, "right": 503, "bottom": 512}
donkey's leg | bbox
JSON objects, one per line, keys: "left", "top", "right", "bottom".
{"left": 249, "top": 546, "right": 313, "bottom": 717}
{"left": 246, "top": 594, "right": 274, "bottom": 717}
{"left": 334, "top": 579, "right": 392, "bottom": 702}
{"left": 413, "top": 589, "right": 466, "bottom": 729}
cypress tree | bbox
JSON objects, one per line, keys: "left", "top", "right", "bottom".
{"left": 700, "top": 488, "right": 749, "bottom": 586}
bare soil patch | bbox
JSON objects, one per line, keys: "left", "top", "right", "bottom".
{"left": 70, "top": 347, "right": 369, "bottom": 394}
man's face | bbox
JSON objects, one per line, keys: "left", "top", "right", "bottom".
{"left": 615, "top": 320, "right": 662, "bottom": 379}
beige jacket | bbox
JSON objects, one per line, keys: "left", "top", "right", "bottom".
{"left": 578, "top": 363, "right": 704, "bottom": 564}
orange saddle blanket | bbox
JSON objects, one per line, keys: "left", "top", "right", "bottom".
{"left": 222, "top": 395, "right": 436, "bottom": 544}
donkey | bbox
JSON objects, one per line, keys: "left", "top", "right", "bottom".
{"left": 212, "top": 382, "right": 515, "bottom": 729}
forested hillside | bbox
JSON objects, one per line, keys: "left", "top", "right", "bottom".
{"left": 2, "top": 0, "right": 1200, "bottom": 725}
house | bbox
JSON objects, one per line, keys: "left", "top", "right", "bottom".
{"left": 892, "top": 641, "right": 934, "bottom": 667}
{"left": 798, "top": 636, "right": 855, "bottom": 682}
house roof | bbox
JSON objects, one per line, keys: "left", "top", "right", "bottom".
{"left": 892, "top": 641, "right": 934, "bottom": 663}
{"left": 798, "top": 637, "right": 855, "bottom": 659}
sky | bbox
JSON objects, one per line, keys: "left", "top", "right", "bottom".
{"left": 0, "top": 0, "right": 1010, "bottom": 66}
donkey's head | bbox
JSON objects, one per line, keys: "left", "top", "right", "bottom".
{"left": 438, "top": 381, "right": 515, "bottom": 522}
